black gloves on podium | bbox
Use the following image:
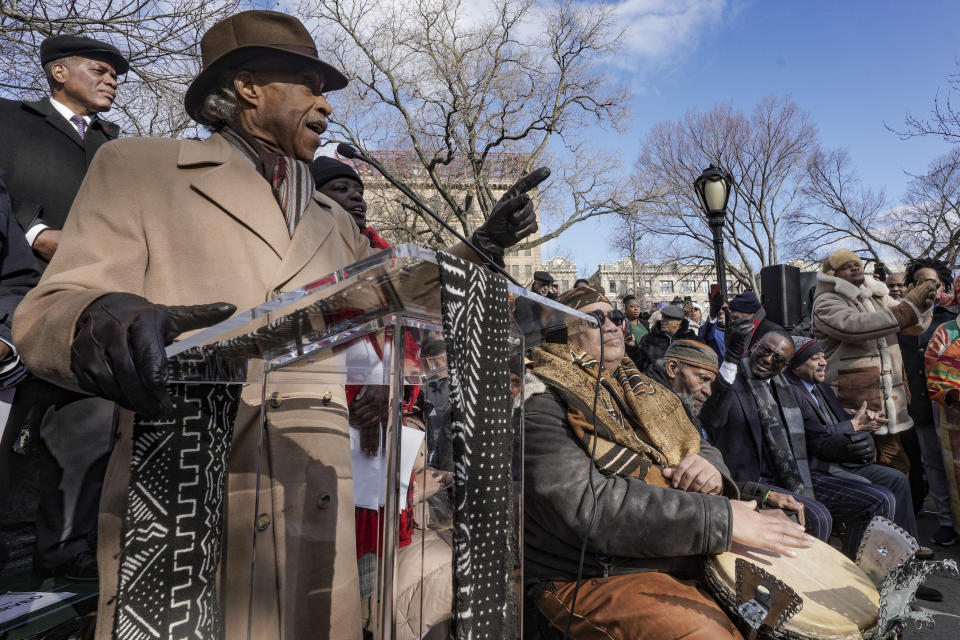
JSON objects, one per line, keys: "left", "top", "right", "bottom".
{"left": 70, "top": 292, "right": 235, "bottom": 417}
{"left": 471, "top": 167, "right": 550, "bottom": 262}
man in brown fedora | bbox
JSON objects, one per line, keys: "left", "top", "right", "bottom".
{"left": 13, "top": 9, "right": 544, "bottom": 639}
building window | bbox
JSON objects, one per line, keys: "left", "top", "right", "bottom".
{"left": 523, "top": 248, "right": 532, "bottom": 257}
{"left": 643, "top": 280, "right": 652, "bottom": 293}
{"left": 726, "top": 279, "right": 734, "bottom": 292}
{"left": 620, "top": 281, "right": 627, "bottom": 293}
{"left": 682, "top": 280, "right": 696, "bottom": 293}
{"left": 702, "top": 281, "right": 710, "bottom": 292}
{"left": 660, "top": 281, "right": 674, "bottom": 294}
{"left": 525, "top": 264, "right": 532, "bottom": 277}
{"left": 608, "top": 281, "right": 616, "bottom": 292}
{"left": 511, "top": 264, "right": 520, "bottom": 277}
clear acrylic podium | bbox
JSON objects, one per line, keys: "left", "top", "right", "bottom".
{"left": 164, "top": 245, "right": 592, "bottom": 640}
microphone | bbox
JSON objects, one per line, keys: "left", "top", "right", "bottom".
{"left": 336, "top": 143, "right": 521, "bottom": 286}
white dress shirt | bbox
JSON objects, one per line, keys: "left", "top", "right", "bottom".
{"left": 24, "top": 98, "right": 96, "bottom": 247}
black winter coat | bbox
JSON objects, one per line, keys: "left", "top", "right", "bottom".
{"left": 898, "top": 305, "right": 955, "bottom": 425}
{"left": 0, "top": 98, "right": 119, "bottom": 262}
{"left": 0, "top": 173, "right": 41, "bottom": 344}
{"left": 627, "top": 319, "right": 697, "bottom": 371}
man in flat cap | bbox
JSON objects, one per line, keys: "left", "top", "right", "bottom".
{"left": 0, "top": 34, "right": 127, "bottom": 265}
{"left": 14, "top": 10, "right": 544, "bottom": 639}
{"left": 0, "top": 33, "right": 127, "bottom": 582}
{"left": 531, "top": 270, "right": 557, "bottom": 299}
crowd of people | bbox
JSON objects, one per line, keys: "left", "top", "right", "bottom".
{"left": 1, "top": 7, "right": 959, "bottom": 640}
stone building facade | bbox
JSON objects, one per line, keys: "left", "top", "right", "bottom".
{"left": 337, "top": 150, "right": 542, "bottom": 279}
{"left": 587, "top": 257, "right": 745, "bottom": 310}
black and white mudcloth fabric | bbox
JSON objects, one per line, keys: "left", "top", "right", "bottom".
{"left": 113, "top": 379, "right": 240, "bottom": 640}
{"left": 437, "top": 251, "right": 515, "bottom": 640}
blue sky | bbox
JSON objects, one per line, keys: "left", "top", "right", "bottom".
{"left": 549, "top": 0, "right": 960, "bottom": 275}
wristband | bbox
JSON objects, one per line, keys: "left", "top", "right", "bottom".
{"left": 762, "top": 489, "right": 772, "bottom": 505}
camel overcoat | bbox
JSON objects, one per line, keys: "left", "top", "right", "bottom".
{"left": 811, "top": 272, "right": 929, "bottom": 435}
{"left": 12, "top": 133, "right": 380, "bottom": 640}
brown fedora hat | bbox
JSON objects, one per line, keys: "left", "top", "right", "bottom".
{"left": 184, "top": 10, "right": 348, "bottom": 125}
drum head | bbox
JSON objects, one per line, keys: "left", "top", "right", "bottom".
{"left": 708, "top": 538, "right": 879, "bottom": 639}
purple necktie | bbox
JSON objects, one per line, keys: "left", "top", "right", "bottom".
{"left": 70, "top": 114, "right": 87, "bottom": 140}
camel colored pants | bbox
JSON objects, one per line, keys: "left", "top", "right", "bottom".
{"left": 536, "top": 572, "right": 743, "bottom": 640}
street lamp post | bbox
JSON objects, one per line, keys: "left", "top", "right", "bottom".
{"left": 693, "top": 164, "right": 734, "bottom": 302}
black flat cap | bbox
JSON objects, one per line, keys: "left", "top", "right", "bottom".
{"left": 533, "top": 271, "right": 555, "bottom": 283}
{"left": 40, "top": 35, "right": 129, "bottom": 75}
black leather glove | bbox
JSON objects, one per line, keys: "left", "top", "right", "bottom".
{"left": 471, "top": 167, "right": 550, "bottom": 259}
{"left": 708, "top": 284, "right": 723, "bottom": 318}
{"left": 723, "top": 314, "right": 754, "bottom": 363}
{"left": 841, "top": 431, "right": 876, "bottom": 462}
{"left": 70, "top": 293, "right": 236, "bottom": 417}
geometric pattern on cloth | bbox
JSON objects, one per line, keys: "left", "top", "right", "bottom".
{"left": 437, "top": 250, "right": 515, "bottom": 640}
{"left": 113, "top": 382, "right": 240, "bottom": 640}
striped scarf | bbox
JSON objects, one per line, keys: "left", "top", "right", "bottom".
{"left": 743, "top": 359, "right": 814, "bottom": 498}
{"left": 219, "top": 126, "right": 313, "bottom": 236}
{"left": 531, "top": 342, "right": 701, "bottom": 475}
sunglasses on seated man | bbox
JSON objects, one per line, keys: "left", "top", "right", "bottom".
{"left": 587, "top": 309, "right": 626, "bottom": 328}
{"left": 754, "top": 343, "right": 788, "bottom": 369}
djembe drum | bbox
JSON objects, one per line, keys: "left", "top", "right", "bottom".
{"left": 705, "top": 537, "right": 880, "bottom": 640}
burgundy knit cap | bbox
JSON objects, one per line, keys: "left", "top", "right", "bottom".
{"left": 790, "top": 336, "right": 824, "bottom": 368}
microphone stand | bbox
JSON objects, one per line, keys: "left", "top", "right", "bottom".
{"left": 336, "top": 143, "right": 522, "bottom": 287}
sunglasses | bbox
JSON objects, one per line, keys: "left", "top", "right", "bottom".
{"left": 754, "top": 343, "right": 787, "bottom": 368}
{"left": 587, "top": 309, "right": 626, "bottom": 327}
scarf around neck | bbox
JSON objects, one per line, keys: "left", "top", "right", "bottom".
{"left": 219, "top": 125, "right": 313, "bottom": 236}
{"left": 742, "top": 357, "right": 814, "bottom": 498}
{"left": 531, "top": 342, "right": 701, "bottom": 476}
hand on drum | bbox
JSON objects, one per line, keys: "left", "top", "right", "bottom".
{"left": 662, "top": 454, "right": 723, "bottom": 494}
{"left": 730, "top": 499, "right": 815, "bottom": 558}
{"left": 764, "top": 491, "right": 806, "bottom": 526}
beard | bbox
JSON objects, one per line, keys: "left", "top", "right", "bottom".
{"left": 678, "top": 392, "right": 702, "bottom": 419}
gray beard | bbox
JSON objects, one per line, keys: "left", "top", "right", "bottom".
{"left": 678, "top": 392, "right": 702, "bottom": 419}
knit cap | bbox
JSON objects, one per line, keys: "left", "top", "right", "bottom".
{"left": 664, "top": 339, "right": 719, "bottom": 374}
{"left": 310, "top": 156, "right": 362, "bottom": 188}
{"left": 729, "top": 291, "right": 761, "bottom": 313}
{"left": 790, "top": 336, "right": 824, "bottom": 368}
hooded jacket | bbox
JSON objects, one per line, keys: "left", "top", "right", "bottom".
{"left": 811, "top": 272, "right": 930, "bottom": 435}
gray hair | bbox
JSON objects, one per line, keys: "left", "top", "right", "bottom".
{"left": 197, "top": 69, "right": 241, "bottom": 130}
{"left": 42, "top": 56, "right": 79, "bottom": 88}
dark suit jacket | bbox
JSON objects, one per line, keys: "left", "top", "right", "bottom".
{"left": 700, "top": 362, "right": 838, "bottom": 493}
{"left": 782, "top": 370, "right": 865, "bottom": 474}
{"left": 0, "top": 98, "right": 119, "bottom": 258}
{"left": 0, "top": 172, "right": 41, "bottom": 344}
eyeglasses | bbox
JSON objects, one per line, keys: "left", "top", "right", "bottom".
{"left": 587, "top": 309, "right": 626, "bottom": 327}
{"left": 754, "top": 343, "right": 787, "bottom": 368}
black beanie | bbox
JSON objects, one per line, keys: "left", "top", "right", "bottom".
{"left": 310, "top": 156, "right": 362, "bottom": 189}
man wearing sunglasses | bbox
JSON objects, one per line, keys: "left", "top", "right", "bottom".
{"left": 523, "top": 287, "right": 815, "bottom": 639}
{"left": 702, "top": 330, "right": 897, "bottom": 558}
